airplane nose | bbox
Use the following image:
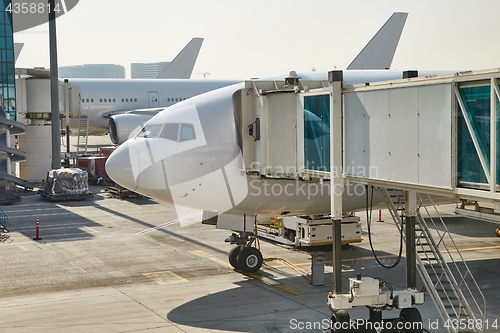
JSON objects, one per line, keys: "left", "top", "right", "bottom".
{"left": 105, "top": 141, "right": 139, "bottom": 191}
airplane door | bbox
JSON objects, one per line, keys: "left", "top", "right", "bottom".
{"left": 148, "top": 91, "right": 159, "bottom": 108}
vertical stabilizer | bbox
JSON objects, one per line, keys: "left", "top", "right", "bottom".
{"left": 347, "top": 12, "right": 408, "bottom": 70}
{"left": 14, "top": 43, "right": 24, "bottom": 63}
{"left": 156, "top": 38, "right": 204, "bottom": 79}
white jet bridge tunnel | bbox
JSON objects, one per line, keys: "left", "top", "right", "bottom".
{"left": 233, "top": 68, "right": 500, "bottom": 332}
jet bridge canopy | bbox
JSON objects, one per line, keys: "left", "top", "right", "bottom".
{"left": 341, "top": 68, "right": 500, "bottom": 202}
{"left": 235, "top": 68, "right": 500, "bottom": 204}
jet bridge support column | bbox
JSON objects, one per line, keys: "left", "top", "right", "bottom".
{"left": 329, "top": 70, "right": 344, "bottom": 296}
{"left": 328, "top": 70, "right": 353, "bottom": 327}
{"left": 326, "top": 72, "right": 425, "bottom": 332}
{"left": 406, "top": 191, "right": 417, "bottom": 290}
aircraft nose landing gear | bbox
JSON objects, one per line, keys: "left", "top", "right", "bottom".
{"left": 226, "top": 232, "right": 263, "bottom": 273}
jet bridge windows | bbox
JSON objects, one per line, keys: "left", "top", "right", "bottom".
{"left": 304, "top": 94, "right": 330, "bottom": 172}
{"left": 457, "top": 84, "right": 500, "bottom": 187}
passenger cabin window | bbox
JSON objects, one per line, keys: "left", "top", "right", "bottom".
{"left": 137, "top": 124, "right": 162, "bottom": 138}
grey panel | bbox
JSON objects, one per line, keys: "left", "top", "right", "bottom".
{"left": 344, "top": 92, "right": 368, "bottom": 176}
{"left": 418, "top": 84, "right": 452, "bottom": 188}
{"left": 365, "top": 90, "right": 390, "bottom": 180}
{"left": 388, "top": 87, "right": 418, "bottom": 183}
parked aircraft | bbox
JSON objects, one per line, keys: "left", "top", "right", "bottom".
{"left": 106, "top": 12, "right": 422, "bottom": 273}
{"left": 69, "top": 78, "right": 241, "bottom": 142}
{"left": 63, "top": 38, "right": 240, "bottom": 142}
{"left": 156, "top": 37, "right": 204, "bottom": 79}
{"left": 67, "top": 12, "right": 409, "bottom": 143}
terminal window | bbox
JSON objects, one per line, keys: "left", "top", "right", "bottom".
{"left": 0, "top": 2, "right": 15, "bottom": 120}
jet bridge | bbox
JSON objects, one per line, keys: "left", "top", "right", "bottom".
{"left": 234, "top": 68, "right": 500, "bottom": 332}
{"left": 237, "top": 68, "right": 500, "bottom": 201}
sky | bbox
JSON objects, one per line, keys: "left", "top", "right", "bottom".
{"left": 13, "top": 0, "right": 500, "bottom": 79}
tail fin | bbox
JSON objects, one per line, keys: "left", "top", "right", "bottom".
{"left": 14, "top": 43, "right": 24, "bottom": 63}
{"left": 347, "top": 12, "right": 408, "bottom": 70}
{"left": 156, "top": 38, "right": 204, "bottom": 79}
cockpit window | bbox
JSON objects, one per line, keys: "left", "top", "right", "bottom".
{"left": 161, "top": 123, "right": 179, "bottom": 141}
{"left": 137, "top": 124, "right": 162, "bottom": 138}
{"left": 180, "top": 124, "right": 195, "bottom": 142}
{"left": 156, "top": 123, "right": 196, "bottom": 142}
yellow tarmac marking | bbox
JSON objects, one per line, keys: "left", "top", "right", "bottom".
{"left": 263, "top": 244, "right": 500, "bottom": 270}
{"left": 189, "top": 250, "right": 211, "bottom": 257}
{"left": 274, "top": 285, "right": 306, "bottom": 295}
{"left": 246, "top": 272, "right": 305, "bottom": 295}
{"left": 209, "top": 257, "right": 233, "bottom": 268}
{"left": 189, "top": 250, "right": 233, "bottom": 268}
{"left": 189, "top": 250, "right": 305, "bottom": 295}
{"left": 143, "top": 271, "right": 188, "bottom": 285}
{"left": 448, "top": 245, "right": 500, "bottom": 252}
{"left": 265, "top": 255, "right": 398, "bottom": 269}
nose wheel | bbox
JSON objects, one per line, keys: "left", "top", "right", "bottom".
{"left": 226, "top": 232, "right": 263, "bottom": 273}
{"left": 228, "top": 245, "right": 263, "bottom": 273}
{"left": 228, "top": 245, "right": 242, "bottom": 269}
{"left": 237, "top": 246, "right": 263, "bottom": 273}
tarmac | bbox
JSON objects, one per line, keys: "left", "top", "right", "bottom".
{"left": 0, "top": 134, "right": 498, "bottom": 333}
{"left": 0, "top": 184, "right": 499, "bottom": 333}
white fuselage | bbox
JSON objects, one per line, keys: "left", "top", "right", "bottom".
{"left": 64, "top": 78, "right": 242, "bottom": 135}
{"left": 106, "top": 69, "right": 458, "bottom": 217}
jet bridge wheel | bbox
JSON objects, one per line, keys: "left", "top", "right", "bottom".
{"left": 330, "top": 310, "right": 351, "bottom": 333}
{"left": 236, "top": 246, "right": 263, "bottom": 273}
{"left": 228, "top": 245, "right": 243, "bottom": 269}
{"left": 399, "top": 308, "right": 423, "bottom": 333}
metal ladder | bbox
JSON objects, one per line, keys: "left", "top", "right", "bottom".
{"left": 0, "top": 207, "right": 8, "bottom": 233}
{"left": 381, "top": 188, "right": 486, "bottom": 333}
{"left": 76, "top": 108, "right": 89, "bottom": 155}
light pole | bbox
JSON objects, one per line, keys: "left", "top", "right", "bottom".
{"left": 49, "top": 0, "right": 61, "bottom": 169}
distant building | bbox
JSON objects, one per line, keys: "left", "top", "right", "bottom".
{"left": 0, "top": 0, "right": 15, "bottom": 120}
{"left": 131, "top": 62, "right": 170, "bottom": 79}
{"left": 58, "top": 64, "right": 125, "bottom": 78}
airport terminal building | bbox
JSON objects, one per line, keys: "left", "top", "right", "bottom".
{"left": 0, "top": 0, "right": 15, "bottom": 120}
{"left": 130, "top": 62, "right": 170, "bottom": 78}
{"left": 58, "top": 64, "right": 126, "bottom": 78}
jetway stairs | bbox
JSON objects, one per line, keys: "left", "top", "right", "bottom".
{"left": 0, "top": 207, "right": 8, "bottom": 233}
{"left": 381, "top": 188, "right": 486, "bottom": 333}
{"left": 76, "top": 109, "right": 89, "bottom": 155}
